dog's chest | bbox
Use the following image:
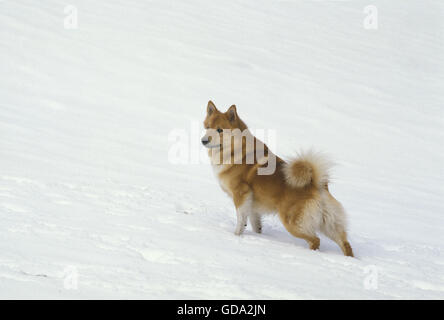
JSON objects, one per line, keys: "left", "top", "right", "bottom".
{"left": 212, "top": 165, "right": 232, "bottom": 197}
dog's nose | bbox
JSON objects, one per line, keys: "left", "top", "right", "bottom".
{"left": 201, "top": 138, "right": 209, "bottom": 145}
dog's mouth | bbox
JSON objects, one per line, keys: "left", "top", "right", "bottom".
{"left": 203, "top": 144, "right": 222, "bottom": 149}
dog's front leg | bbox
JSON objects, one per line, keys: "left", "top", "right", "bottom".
{"left": 249, "top": 212, "right": 262, "bottom": 233}
{"left": 234, "top": 193, "right": 252, "bottom": 236}
{"left": 234, "top": 210, "right": 248, "bottom": 235}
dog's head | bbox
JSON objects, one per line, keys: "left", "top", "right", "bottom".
{"left": 201, "top": 101, "right": 243, "bottom": 148}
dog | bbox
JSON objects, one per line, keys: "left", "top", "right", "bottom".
{"left": 201, "top": 101, "right": 353, "bottom": 257}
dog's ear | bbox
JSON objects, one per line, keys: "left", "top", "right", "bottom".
{"left": 227, "top": 105, "right": 237, "bottom": 122}
{"left": 207, "top": 100, "right": 217, "bottom": 116}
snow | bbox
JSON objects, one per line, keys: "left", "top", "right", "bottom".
{"left": 1, "top": 0, "right": 443, "bottom": 299}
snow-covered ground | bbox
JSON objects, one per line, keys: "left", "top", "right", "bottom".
{"left": 1, "top": 0, "right": 443, "bottom": 299}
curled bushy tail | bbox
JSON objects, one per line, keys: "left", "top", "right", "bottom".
{"left": 283, "top": 150, "right": 333, "bottom": 188}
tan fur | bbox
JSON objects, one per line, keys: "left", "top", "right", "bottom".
{"left": 283, "top": 150, "right": 332, "bottom": 188}
{"left": 202, "top": 101, "right": 354, "bottom": 257}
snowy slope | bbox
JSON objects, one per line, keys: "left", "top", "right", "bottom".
{"left": 1, "top": 0, "right": 444, "bottom": 299}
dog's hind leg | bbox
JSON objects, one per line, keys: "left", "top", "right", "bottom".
{"left": 321, "top": 192, "right": 354, "bottom": 257}
{"left": 249, "top": 212, "right": 262, "bottom": 233}
{"left": 282, "top": 221, "right": 320, "bottom": 250}
{"left": 279, "top": 204, "right": 321, "bottom": 250}
{"left": 233, "top": 191, "right": 253, "bottom": 236}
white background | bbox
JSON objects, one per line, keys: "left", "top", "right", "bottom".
{"left": 0, "top": 0, "right": 443, "bottom": 298}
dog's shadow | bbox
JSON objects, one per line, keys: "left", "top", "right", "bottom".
{"left": 238, "top": 225, "right": 346, "bottom": 257}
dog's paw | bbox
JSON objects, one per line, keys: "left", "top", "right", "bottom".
{"left": 251, "top": 223, "right": 262, "bottom": 233}
{"left": 234, "top": 227, "right": 245, "bottom": 236}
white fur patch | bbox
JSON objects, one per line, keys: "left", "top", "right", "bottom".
{"left": 298, "top": 198, "right": 323, "bottom": 236}
{"left": 235, "top": 193, "right": 253, "bottom": 235}
{"left": 319, "top": 191, "right": 347, "bottom": 241}
{"left": 212, "top": 164, "right": 232, "bottom": 196}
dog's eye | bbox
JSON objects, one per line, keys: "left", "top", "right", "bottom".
{"left": 217, "top": 128, "right": 223, "bottom": 133}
